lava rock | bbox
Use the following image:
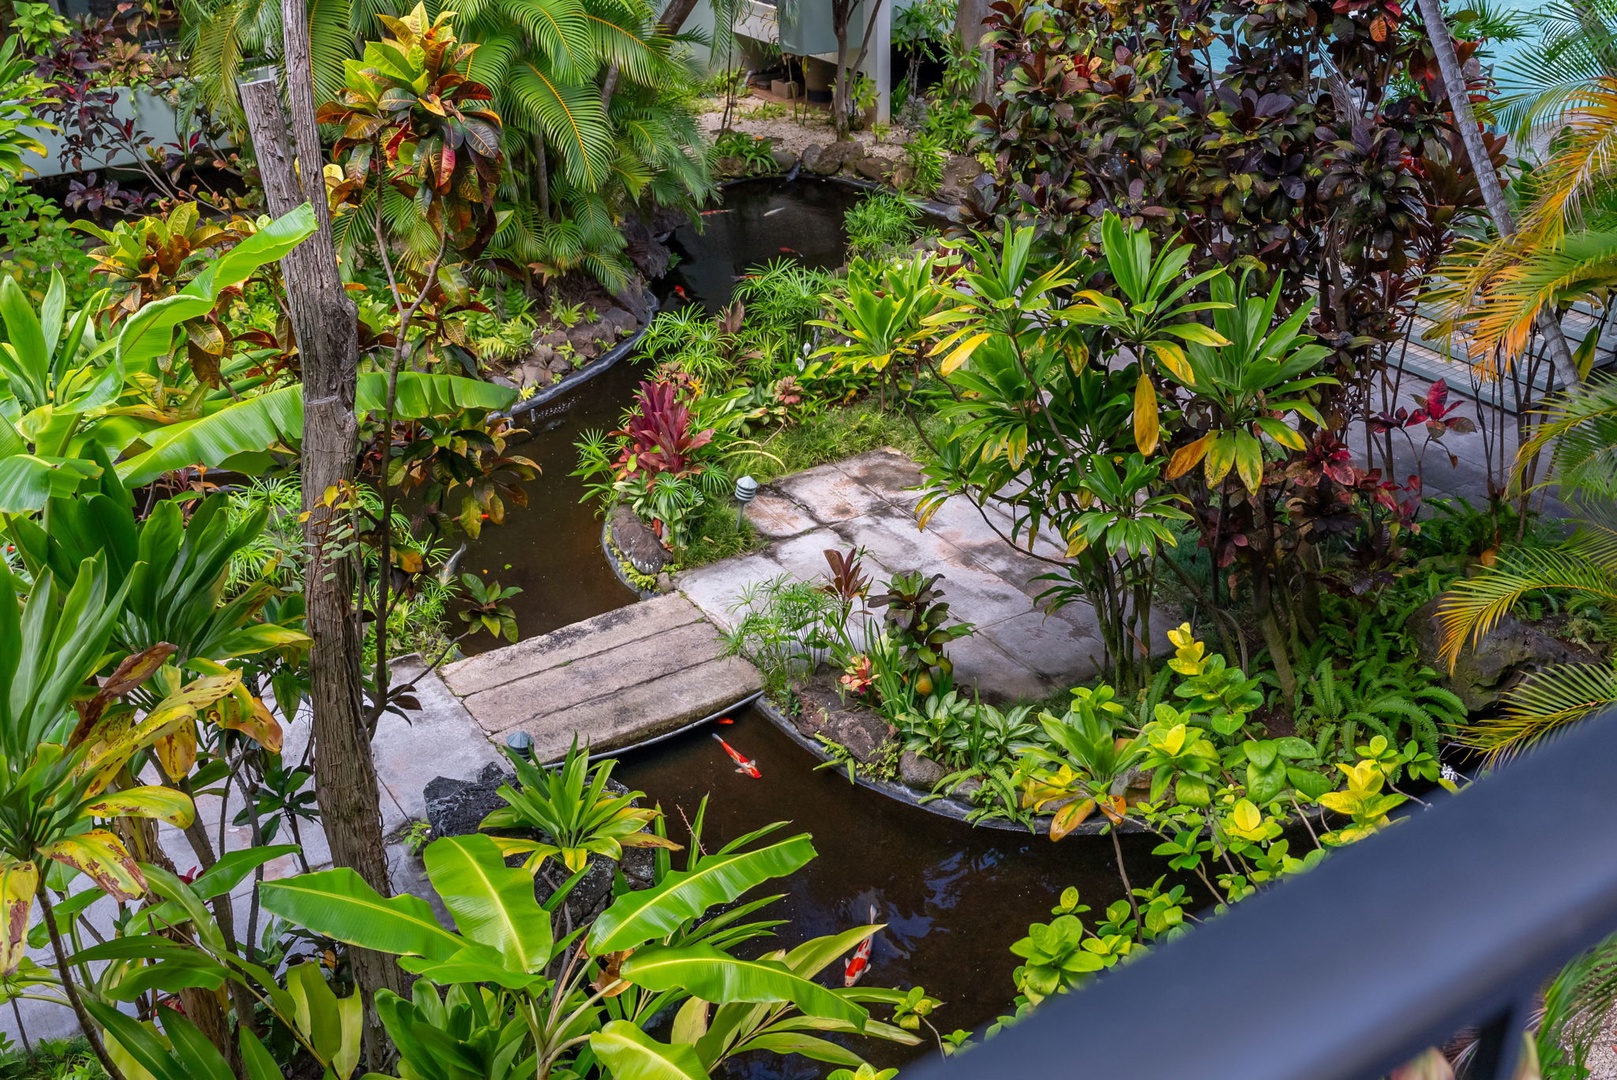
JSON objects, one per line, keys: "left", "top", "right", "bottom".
{"left": 771, "top": 146, "right": 799, "bottom": 173}
{"left": 529, "top": 343, "right": 555, "bottom": 367}
{"left": 547, "top": 355, "right": 574, "bottom": 377}
{"left": 423, "top": 763, "right": 658, "bottom": 924}
{"left": 611, "top": 503, "right": 669, "bottom": 575}
{"left": 598, "top": 306, "right": 638, "bottom": 339}
{"left": 537, "top": 329, "right": 569, "bottom": 349}
{"left": 515, "top": 358, "right": 550, "bottom": 387}
{"left": 424, "top": 761, "right": 511, "bottom": 841}
{"left": 1411, "top": 598, "right": 1602, "bottom": 711}
{"left": 715, "top": 155, "right": 747, "bottom": 178}
{"left": 899, "top": 751, "right": 946, "bottom": 790}
{"left": 807, "top": 141, "right": 857, "bottom": 176}
{"left": 800, "top": 701, "right": 891, "bottom": 763}
{"left": 851, "top": 155, "right": 890, "bottom": 183}
{"left": 799, "top": 143, "right": 827, "bottom": 174}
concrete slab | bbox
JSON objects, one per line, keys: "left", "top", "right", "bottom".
{"left": 948, "top": 634, "right": 1053, "bottom": 704}
{"left": 744, "top": 493, "right": 822, "bottom": 539}
{"left": 677, "top": 553, "right": 787, "bottom": 630}
{"left": 979, "top": 610, "right": 1107, "bottom": 685}
{"left": 498, "top": 655, "right": 763, "bottom": 759}
{"left": 460, "top": 618, "right": 731, "bottom": 733}
{"left": 775, "top": 462, "right": 894, "bottom": 523}
{"left": 377, "top": 662, "right": 501, "bottom": 826}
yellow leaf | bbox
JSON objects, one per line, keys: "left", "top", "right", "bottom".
{"left": 0, "top": 862, "right": 37, "bottom": 975}
{"left": 1049, "top": 799, "right": 1096, "bottom": 841}
{"left": 153, "top": 723, "right": 197, "bottom": 781}
{"left": 1166, "top": 434, "right": 1213, "bottom": 481}
{"left": 1133, "top": 373, "right": 1160, "bottom": 455}
{"left": 43, "top": 830, "right": 146, "bottom": 901}
{"left": 1148, "top": 341, "right": 1193, "bottom": 383}
{"left": 1231, "top": 799, "right": 1262, "bottom": 833}
{"left": 938, "top": 332, "right": 990, "bottom": 376}
{"left": 81, "top": 786, "right": 195, "bottom": 828}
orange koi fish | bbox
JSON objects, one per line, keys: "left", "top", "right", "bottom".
{"left": 844, "top": 906, "right": 879, "bottom": 987}
{"left": 700, "top": 208, "right": 734, "bottom": 216}
{"left": 712, "top": 733, "right": 761, "bottom": 778}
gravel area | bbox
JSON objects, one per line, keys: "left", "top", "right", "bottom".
{"left": 697, "top": 102, "right": 905, "bottom": 166}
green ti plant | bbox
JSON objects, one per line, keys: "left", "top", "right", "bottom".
{"left": 870, "top": 570, "right": 974, "bottom": 700}
{"left": 480, "top": 739, "right": 683, "bottom": 872}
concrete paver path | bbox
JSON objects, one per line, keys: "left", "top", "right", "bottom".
{"left": 678, "top": 448, "right": 1116, "bottom": 702}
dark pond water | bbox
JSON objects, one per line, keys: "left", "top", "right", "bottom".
{"left": 615, "top": 710, "right": 1162, "bottom": 1073}
{"left": 457, "top": 178, "right": 867, "bottom": 653}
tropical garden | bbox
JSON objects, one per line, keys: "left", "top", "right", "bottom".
{"left": 0, "top": 0, "right": 1612, "bottom": 1075}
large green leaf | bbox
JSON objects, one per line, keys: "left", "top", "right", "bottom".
{"left": 116, "top": 205, "right": 319, "bottom": 371}
{"left": 735, "top": 1032, "right": 865, "bottom": 1066}
{"left": 588, "top": 835, "right": 815, "bottom": 954}
{"left": 117, "top": 372, "right": 518, "bottom": 486}
{"left": 620, "top": 944, "right": 867, "bottom": 1028}
{"left": 590, "top": 1020, "right": 709, "bottom": 1080}
{"left": 0, "top": 454, "right": 103, "bottom": 513}
{"left": 260, "top": 868, "right": 465, "bottom": 960}
{"left": 422, "top": 834, "right": 553, "bottom": 973}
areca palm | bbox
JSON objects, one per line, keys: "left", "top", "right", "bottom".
{"left": 1431, "top": 50, "right": 1617, "bottom": 368}
{"left": 1437, "top": 374, "right": 1617, "bottom": 761}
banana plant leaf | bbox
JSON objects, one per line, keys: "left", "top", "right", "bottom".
{"left": 619, "top": 944, "right": 867, "bottom": 1028}
{"left": 260, "top": 867, "right": 465, "bottom": 961}
{"left": 588, "top": 835, "right": 815, "bottom": 955}
{"left": 117, "top": 371, "right": 518, "bottom": 487}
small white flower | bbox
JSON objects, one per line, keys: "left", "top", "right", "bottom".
{"left": 1440, "top": 763, "right": 1461, "bottom": 783}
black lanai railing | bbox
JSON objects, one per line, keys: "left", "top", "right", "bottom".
{"left": 904, "top": 709, "right": 1617, "bottom": 1080}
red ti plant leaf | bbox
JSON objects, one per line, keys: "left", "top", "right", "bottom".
{"left": 613, "top": 381, "right": 715, "bottom": 480}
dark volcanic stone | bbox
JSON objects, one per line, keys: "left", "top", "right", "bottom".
{"left": 611, "top": 503, "right": 669, "bottom": 574}
{"left": 424, "top": 761, "right": 511, "bottom": 840}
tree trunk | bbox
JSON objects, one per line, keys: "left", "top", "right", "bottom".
{"left": 832, "top": 1, "right": 852, "bottom": 142}
{"left": 238, "top": 61, "right": 406, "bottom": 1063}
{"left": 1415, "top": 0, "right": 1577, "bottom": 376}
{"left": 954, "top": 0, "right": 994, "bottom": 103}
{"left": 656, "top": 0, "right": 699, "bottom": 35}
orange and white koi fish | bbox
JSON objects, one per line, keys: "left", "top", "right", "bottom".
{"left": 712, "top": 733, "right": 761, "bottom": 778}
{"left": 700, "top": 208, "right": 734, "bottom": 216}
{"left": 844, "top": 906, "right": 879, "bottom": 987}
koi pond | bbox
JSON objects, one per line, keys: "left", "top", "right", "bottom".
{"left": 456, "top": 179, "right": 1158, "bottom": 1068}
{"left": 456, "top": 177, "right": 868, "bottom": 648}
{"left": 613, "top": 710, "right": 1161, "bottom": 1074}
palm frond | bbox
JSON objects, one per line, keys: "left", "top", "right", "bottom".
{"left": 509, "top": 60, "right": 615, "bottom": 188}
{"left": 496, "top": 0, "right": 597, "bottom": 81}
{"left": 1460, "top": 660, "right": 1617, "bottom": 761}
{"left": 1519, "top": 371, "right": 1617, "bottom": 498}
{"left": 1436, "top": 547, "right": 1617, "bottom": 668}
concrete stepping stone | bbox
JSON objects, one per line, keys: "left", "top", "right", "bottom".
{"left": 442, "top": 594, "right": 761, "bottom": 761}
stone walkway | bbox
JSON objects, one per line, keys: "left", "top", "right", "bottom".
{"left": 679, "top": 448, "right": 1117, "bottom": 702}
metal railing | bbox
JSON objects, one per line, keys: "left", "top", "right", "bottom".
{"left": 903, "top": 710, "right": 1617, "bottom": 1080}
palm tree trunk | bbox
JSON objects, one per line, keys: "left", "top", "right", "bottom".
{"left": 1415, "top": 0, "right": 1578, "bottom": 376}
{"left": 656, "top": 0, "right": 699, "bottom": 34}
